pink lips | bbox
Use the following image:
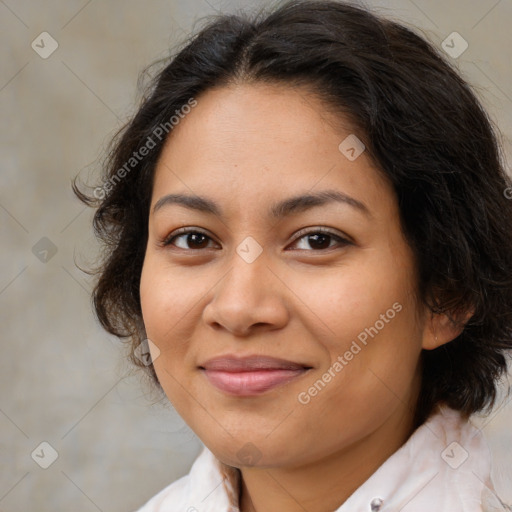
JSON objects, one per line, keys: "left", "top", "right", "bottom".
{"left": 200, "top": 355, "right": 311, "bottom": 396}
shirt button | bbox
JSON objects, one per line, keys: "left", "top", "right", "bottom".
{"left": 370, "top": 497, "right": 384, "bottom": 511}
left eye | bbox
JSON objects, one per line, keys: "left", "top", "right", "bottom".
{"left": 290, "top": 230, "right": 350, "bottom": 251}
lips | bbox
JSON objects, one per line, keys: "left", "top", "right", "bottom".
{"left": 199, "top": 355, "right": 311, "bottom": 396}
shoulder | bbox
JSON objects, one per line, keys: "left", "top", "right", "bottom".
{"left": 133, "top": 445, "right": 237, "bottom": 512}
{"left": 339, "top": 406, "right": 506, "bottom": 512}
{"left": 398, "top": 406, "right": 509, "bottom": 512}
{"left": 133, "top": 463, "right": 193, "bottom": 512}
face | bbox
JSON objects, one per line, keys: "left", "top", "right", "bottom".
{"left": 139, "top": 82, "right": 430, "bottom": 469}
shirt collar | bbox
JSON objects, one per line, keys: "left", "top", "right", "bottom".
{"left": 181, "top": 406, "right": 500, "bottom": 512}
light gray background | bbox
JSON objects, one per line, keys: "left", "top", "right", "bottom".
{"left": 1, "top": 0, "right": 512, "bottom": 511}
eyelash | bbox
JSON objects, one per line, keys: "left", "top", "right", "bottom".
{"left": 161, "top": 227, "right": 352, "bottom": 252}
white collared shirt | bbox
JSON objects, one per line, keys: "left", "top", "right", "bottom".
{"left": 135, "top": 406, "right": 509, "bottom": 512}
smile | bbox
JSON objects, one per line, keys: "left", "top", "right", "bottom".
{"left": 202, "top": 368, "right": 309, "bottom": 395}
{"left": 199, "top": 355, "right": 312, "bottom": 396}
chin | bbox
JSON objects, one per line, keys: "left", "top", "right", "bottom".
{"left": 205, "top": 433, "right": 298, "bottom": 470}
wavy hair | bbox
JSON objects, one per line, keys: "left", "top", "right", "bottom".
{"left": 73, "top": 0, "right": 512, "bottom": 426}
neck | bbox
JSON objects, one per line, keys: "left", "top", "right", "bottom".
{"left": 239, "top": 403, "right": 417, "bottom": 512}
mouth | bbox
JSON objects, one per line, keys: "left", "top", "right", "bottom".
{"left": 198, "top": 355, "right": 312, "bottom": 396}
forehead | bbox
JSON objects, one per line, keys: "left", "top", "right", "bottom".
{"left": 151, "top": 83, "right": 392, "bottom": 216}
{"left": 159, "top": 82, "right": 351, "bottom": 157}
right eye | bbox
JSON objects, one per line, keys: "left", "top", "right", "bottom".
{"left": 162, "top": 228, "right": 219, "bottom": 250}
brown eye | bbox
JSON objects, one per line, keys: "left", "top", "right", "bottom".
{"left": 163, "top": 229, "right": 217, "bottom": 250}
{"left": 289, "top": 229, "right": 351, "bottom": 251}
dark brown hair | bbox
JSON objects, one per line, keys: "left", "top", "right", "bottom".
{"left": 73, "top": 0, "right": 512, "bottom": 425}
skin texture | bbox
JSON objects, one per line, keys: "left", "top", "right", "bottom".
{"left": 139, "top": 83, "right": 462, "bottom": 512}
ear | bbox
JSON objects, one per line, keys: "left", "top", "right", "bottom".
{"left": 421, "top": 305, "right": 474, "bottom": 351}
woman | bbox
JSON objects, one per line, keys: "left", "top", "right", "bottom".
{"left": 73, "top": 1, "right": 512, "bottom": 510}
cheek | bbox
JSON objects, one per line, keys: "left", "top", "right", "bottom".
{"left": 289, "top": 253, "right": 414, "bottom": 350}
{"left": 298, "top": 303, "right": 422, "bottom": 447}
{"left": 292, "top": 249, "right": 422, "bottom": 395}
{"left": 139, "top": 258, "right": 194, "bottom": 362}
{"left": 140, "top": 256, "right": 201, "bottom": 334}
{"left": 139, "top": 262, "right": 192, "bottom": 407}
{"left": 139, "top": 256, "right": 223, "bottom": 406}
{"left": 321, "top": 298, "right": 422, "bottom": 416}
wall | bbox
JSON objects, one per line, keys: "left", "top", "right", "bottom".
{"left": 1, "top": 0, "right": 511, "bottom": 510}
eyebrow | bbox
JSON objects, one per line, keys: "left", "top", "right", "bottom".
{"left": 152, "top": 189, "right": 371, "bottom": 219}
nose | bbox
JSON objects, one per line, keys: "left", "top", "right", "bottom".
{"left": 202, "top": 245, "right": 290, "bottom": 337}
